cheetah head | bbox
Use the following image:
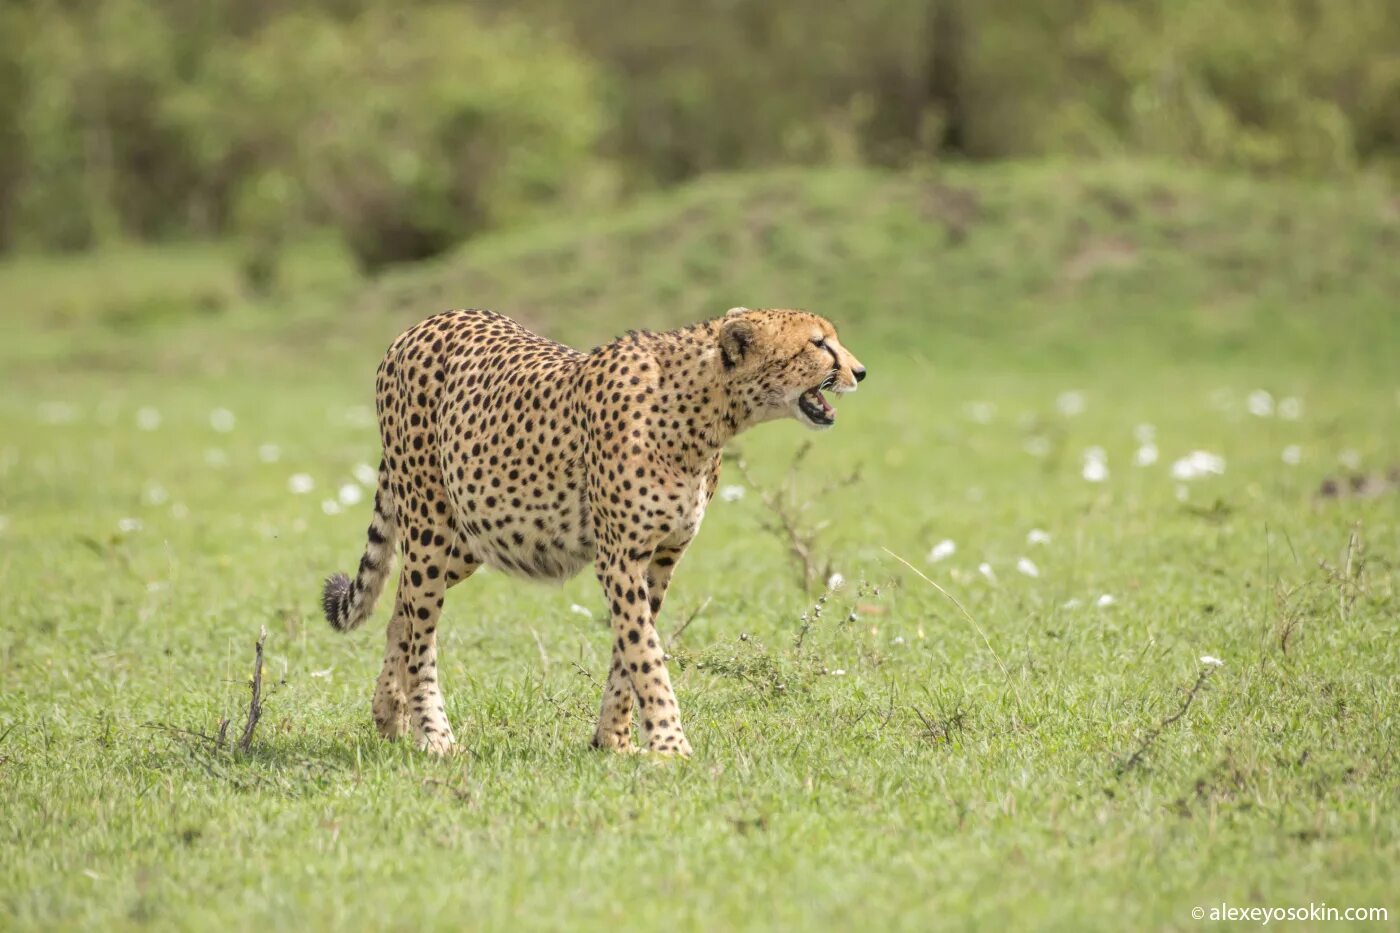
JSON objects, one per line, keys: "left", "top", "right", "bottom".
{"left": 718, "top": 307, "right": 867, "bottom": 431}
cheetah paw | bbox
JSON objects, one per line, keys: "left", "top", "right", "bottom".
{"left": 591, "top": 729, "right": 636, "bottom": 753}
{"left": 644, "top": 736, "right": 693, "bottom": 758}
{"left": 415, "top": 731, "right": 458, "bottom": 756}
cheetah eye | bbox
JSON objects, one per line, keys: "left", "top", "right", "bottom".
{"left": 811, "top": 337, "right": 827, "bottom": 348}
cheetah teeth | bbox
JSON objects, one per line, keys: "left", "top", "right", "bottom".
{"left": 798, "top": 388, "right": 836, "bottom": 425}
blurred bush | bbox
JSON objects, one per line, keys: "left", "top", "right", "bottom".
{"left": 0, "top": 0, "right": 1396, "bottom": 265}
{"left": 171, "top": 6, "right": 601, "bottom": 274}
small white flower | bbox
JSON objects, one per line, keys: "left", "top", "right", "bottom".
{"left": 831, "top": 669, "right": 847, "bottom": 676}
{"left": 136, "top": 407, "right": 162, "bottom": 431}
{"left": 170, "top": 503, "right": 189, "bottom": 520}
{"left": 352, "top": 462, "right": 378, "bottom": 487}
{"left": 719, "top": 484, "right": 746, "bottom": 502}
{"left": 321, "top": 499, "right": 342, "bottom": 515}
{"left": 827, "top": 572, "right": 846, "bottom": 590}
{"left": 1277, "top": 397, "right": 1302, "bottom": 420}
{"left": 337, "top": 483, "right": 364, "bottom": 507}
{"left": 1061, "top": 598, "right": 1082, "bottom": 609}
{"left": 1133, "top": 423, "right": 1156, "bottom": 444}
{"left": 1281, "top": 445, "right": 1302, "bottom": 465}
{"left": 892, "top": 636, "right": 906, "bottom": 646}
{"left": 978, "top": 562, "right": 997, "bottom": 583}
{"left": 38, "top": 402, "right": 78, "bottom": 424}
{"left": 1134, "top": 444, "right": 1159, "bottom": 467}
{"left": 1096, "top": 593, "right": 1116, "bottom": 607}
{"left": 1056, "top": 390, "right": 1086, "bottom": 416}
{"left": 1199, "top": 655, "right": 1223, "bottom": 667}
{"left": 309, "top": 668, "right": 334, "bottom": 679}
{"left": 928, "top": 539, "right": 957, "bottom": 562}
{"left": 569, "top": 603, "right": 593, "bottom": 618}
{"left": 258, "top": 443, "right": 282, "bottom": 464}
{"left": 1015, "top": 557, "right": 1040, "bottom": 578}
{"left": 204, "top": 448, "right": 228, "bottom": 468}
{"left": 209, "top": 408, "right": 236, "bottom": 433}
{"left": 1082, "top": 447, "right": 1109, "bottom": 483}
{"left": 964, "top": 400, "right": 996, "bottom": 424}
{"left": 143, "top": 483, "right": 169, "bottom": 506}
{"left": 146, "top": 581, "right": 166, "bottom": 593}
{"left": 1171, "top": 450, "right": 1225, "bottom": 480}
{"left": 288, "top": 473, "right": 315, "bottom": 495}
{"left": 1027, "top": 528, "right": 1051, "bottom": 546}
{"left": 117, "top": 517, "right": 143, "bottom": 533}
{"left": 1024, "top": 436, "right": 1051, "bottom": 458}
{"left": 1247, "top": 389, "right": 1275, "bottom": 417}
{"left": 1338, "top": 449, "right": 1362, "bottom": 470}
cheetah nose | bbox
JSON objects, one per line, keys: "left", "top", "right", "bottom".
{"left": 854, "top": 366, "right": 867, "bottom": 383}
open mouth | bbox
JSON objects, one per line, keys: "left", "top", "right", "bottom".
{"left": 797, "top": 387, "right": 836, "bottom": 427}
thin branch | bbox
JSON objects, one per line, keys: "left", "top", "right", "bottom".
{"left": 666, "top": 596, "right": 711, "bottom": 649}
{"left": 237, "top": 626, "right": 268, "bottom": 754}
{"left": 793, "top": 591, "right": 830, "bottom": 651}
{"left": 1116, "top": 667, "right": 1214, "bottom": 775}
{"left": 215, "top": 717, "right": 230, "bottom": 751}
{"left": 570, "top": 659, "right": 602, "bottom": 689}
{"left": 540, "top": 689, "right": 592, "bottom": 724}
{"left": 731, "top": 445, "right": 860, "bottom": 592}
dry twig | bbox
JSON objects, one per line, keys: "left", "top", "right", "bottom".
{"left": 731, "top": 442, "right": 860, "bottom": 592}
{"left": 570, "top": 659, "right": 601, "bottom": 689}
{"left": 1117, "top": 666, "right": 1215, "bottom": 775}
{"left": 666, "top": 596, "right": 711, "bottom": 649}
{"left": 237, "top": 626, "right": 268, "bottom": 754}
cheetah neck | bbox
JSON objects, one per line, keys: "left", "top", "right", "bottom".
{"left": 642, "top": 322, "right": 755, "bottom": 470}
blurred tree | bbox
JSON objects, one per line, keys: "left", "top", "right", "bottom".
{"left": 0, "top": 5, "right": 26, "bottom": 252}
{"left": 169, "top": 5, "right": 603, "bottom": 274}
{"left": 0, "top": 0, "right": 1396, "bottom": 258}
{"left": 7, "top": 0, "right": 192, "bottom": 249}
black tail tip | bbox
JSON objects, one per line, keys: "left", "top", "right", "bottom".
{"left": 322, "top": 573, "right": 352, "bottom": 630}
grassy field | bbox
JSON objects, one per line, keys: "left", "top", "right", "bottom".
{"left": 1, "top": 162, "right": 1397, "bottom": 931}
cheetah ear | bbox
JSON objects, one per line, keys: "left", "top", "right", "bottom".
{"left": 726, "top": 306, "right": 750, "bottom": 316}
{"left": 719, "top": 318, "right": 755, "bottom": 369}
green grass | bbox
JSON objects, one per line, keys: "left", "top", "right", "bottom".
{"left": 1, "top": 161, "right": 1397, "bottom": 931}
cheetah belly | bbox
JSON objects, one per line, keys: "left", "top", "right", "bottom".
{"left": 446, "top": 454, "right": 596, "bottom": 583}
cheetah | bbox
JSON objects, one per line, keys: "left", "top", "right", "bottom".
{"left": 321, "top": 307, "right": 866, "bottom": 755}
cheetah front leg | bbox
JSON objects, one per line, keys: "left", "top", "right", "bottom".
{"left": 592, "top": 643, "right": 636, "bottom": 751}
{"left": 594, "top": 549, "right": 692, "bottom": 756}
{"left": 591, "top": 542, "right": 689, "bottom": 751}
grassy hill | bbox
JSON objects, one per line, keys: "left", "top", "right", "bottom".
{"left": 5, "top": 160, "right": 1399, "bottom": 374}
{"left": 1, "top": 162, "right": 1397, "bottom": 930}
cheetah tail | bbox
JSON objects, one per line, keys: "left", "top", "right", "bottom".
{"left": 322, "top": 461, "right": 397, "bottom": 632}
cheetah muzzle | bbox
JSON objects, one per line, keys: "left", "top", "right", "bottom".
{"left": 321, "top": 306, "right": 867, "bottom": 756}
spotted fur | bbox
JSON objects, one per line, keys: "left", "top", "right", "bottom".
{"left": 322, "top": 307, "right": 866, "bottom": 755}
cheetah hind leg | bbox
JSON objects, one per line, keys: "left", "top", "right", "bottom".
{"left": 398, "top": 539, "right": 479, "bottom": 755}
{"left": 373, "top": 601, "right": 413, "bottom": 740}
